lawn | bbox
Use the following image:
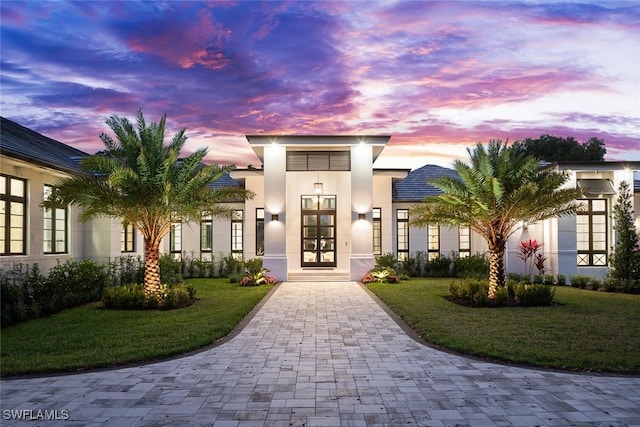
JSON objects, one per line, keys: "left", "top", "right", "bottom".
{"left": 0, "top": 279, "right": 272, "bottom": 377}
{"left": 367, "top": 278, "right": 640, "bottom": 374}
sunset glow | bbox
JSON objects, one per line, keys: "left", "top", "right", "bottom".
{"left": 1, "top": 1, "right": 638, "bottom": 169}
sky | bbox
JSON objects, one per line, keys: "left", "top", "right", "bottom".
{"left": 1, "top": 0, "right": 639, "bottom": 170}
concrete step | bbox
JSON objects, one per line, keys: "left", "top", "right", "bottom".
{"left": 287, "top": 271, "right": 351, "bottom": 282}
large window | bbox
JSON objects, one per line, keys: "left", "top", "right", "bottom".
{"left": 121, "top": 222, "right": 135, "bottom": 253}
{"left": 43, "top": 184, "right": 68, "bottom": 254}
{"left": 372, "top": 208, "right": 382, "bottom": 256}
{"left": 256, "top": 208, "right": 264, "bottom": 256}
{"left": 0, "top": 175, "right": 27, "bottom": 255}
{"left": 427, "top": 224, "right": 440, "bottom": 260}
{"left": 577, "top": 199, "right": 608, "bottom": 266}
{"left": 200, "top": 213, "right": 213, "bottom": 252}
{"left": 397, "top": 209, "right": 409, "bottom": 261}
{"left": 286, "top": 151, "right": 350, "bottom": 171}
{"left": 170, "top": 222, "right": 182, "bottom": 259}
{"left": 231, "top": 210, "right": 243, "bottom": 260}
{"left": 458, "top": 226, "right": 471, "bottom": 258}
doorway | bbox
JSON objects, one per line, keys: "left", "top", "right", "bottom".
{"left": 301, "top": 195, "right": 336, "bottom": 267}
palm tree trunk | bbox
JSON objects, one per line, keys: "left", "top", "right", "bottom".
{"left": 144, "top": 239, "right": 162, "bottom": 301}
{"left": 488, "top": 247, "right": 506, "bottom": 300}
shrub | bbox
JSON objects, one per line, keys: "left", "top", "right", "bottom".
{"left": 514, "top": 283, "right": 555, "bottom": 306}
{"left": 102, "top": 283, "right": 196, "bottom": 309}
{"left": 159, "top": 254, "right": 184, "bottom": 285}
{"left": 543, "top": 274, "right": 556, "bottom": 285}
{"left": 453, "top": 253, "right": 489, "bottom": 279}
{"left": 507, "top": 272, "right": 529, "bottom": 283}
{"left": 556, "top": 274, "right": 566, "bottom": 286}
{"left": 375, "top": 253, "right": 398, "bottom": 270}
{"left": 108, "top": 255, "right": 144, "bottom": 287}
{"left": 569, "top": 275, "right": 588, "bottom": 289}
{"left": 449, "top": 279, "right": 554, "bottom": 307}
{"left": 238, "top": 258, "right": 277, "bottom": 286}
{"left": 424, "top": 255, "right": 452, "bottom": 277}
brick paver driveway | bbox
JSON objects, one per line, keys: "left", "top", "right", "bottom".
{"left": 2, "top": 281, "right": 639, "bottom": 426}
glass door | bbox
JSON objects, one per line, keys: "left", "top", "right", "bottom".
{"left": 301, "top": 195, "right": 336, "bottom": 267}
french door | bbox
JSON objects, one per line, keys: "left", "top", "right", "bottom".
{"left": 301, "top": 195, "right": 336, "bottom": 267}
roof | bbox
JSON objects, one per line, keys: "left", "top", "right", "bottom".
{"left": 393, "top": 164, "right": 458, "bottom": 202}
{"left": 0, "top": 117, "right": 88, "bottom": 174}
{"left": 209, "top": 171, "right": 240, "bottom": 189}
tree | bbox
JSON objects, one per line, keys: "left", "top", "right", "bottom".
{"left": 44, "top": 110, "right": 251, "bottom": 302}
{"left": 514, "top": 135, "right": 606, "bottom": 162}
{"left": 610, "top": 181, "right": 640, "bottom": 280}
{"left": 411, "top": 140, "right": 583, "bottom": 300}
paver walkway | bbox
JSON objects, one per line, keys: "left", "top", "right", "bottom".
{"left": 1, "top": 281, "right": 639, "bottom": 427}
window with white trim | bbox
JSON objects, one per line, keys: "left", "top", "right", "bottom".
{"left": 43, "top": 184, "right": 68, "bottom": 254}
{"left": 427, "top": 224, "right": 440, "bottom": 261}
{"left": 200, "top": 213, "right": 213, "bottom": 252}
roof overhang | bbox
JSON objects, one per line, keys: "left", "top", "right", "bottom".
{"left": 245, "top": 135, "right": 391, "bottom": 163}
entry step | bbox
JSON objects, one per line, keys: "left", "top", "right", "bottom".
{"left": 287, "top": 271, "right": 351, "bottom": 282}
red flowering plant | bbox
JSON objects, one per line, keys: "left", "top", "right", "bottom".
{"left": 518, "top": 239, "right": 544, "bottom": 280}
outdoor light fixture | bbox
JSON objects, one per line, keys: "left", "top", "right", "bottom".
{"left": 314, "top": 182, "right": 323, "bottom": 195}
{"left": 358, "top": 213, "right": 366, "bottom": 220}
{"left": 271, "top": 214, "right": 279, "bottom": 221}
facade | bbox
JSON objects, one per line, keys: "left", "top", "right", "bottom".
{"left": 2, "top": 116, "right": 639, "bottom": 282}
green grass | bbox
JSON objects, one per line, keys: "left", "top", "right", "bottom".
{"left": 0, "top": 279, "right": 272, "bottom": 377}
{"left": 368, "top": 278, "right": 640, "bottom": 374}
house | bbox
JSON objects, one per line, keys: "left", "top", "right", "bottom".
{"left": 2, "top": 117, "right": 639, "bottom": 281}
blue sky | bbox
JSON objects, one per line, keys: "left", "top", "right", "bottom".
{"left": 1, "top": 1, "right": 639, "bottom": 169}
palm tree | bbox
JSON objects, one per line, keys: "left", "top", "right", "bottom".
{"left": 411, "top": 140, "right": 583, "bottom": 299}
{"left": 45, "top": 110, "right": 251, "bottom": 302}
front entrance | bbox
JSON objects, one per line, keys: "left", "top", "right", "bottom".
{"left": 301, "top": 195, "right": 336, "bottom": 267}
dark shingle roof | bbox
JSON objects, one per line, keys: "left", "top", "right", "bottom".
{"left": 393, "top": 164, "right": 459, "bottom": 202}
{"left": 1, "top": 117, "right": 88, "bottom": 174}
{"left": 209, "top": 171, "right": 240, "bottom": 189}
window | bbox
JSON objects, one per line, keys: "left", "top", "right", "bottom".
{"left": 397, "top": 209, "right": 409, "bottom": 261}
{"left": 256, "top": 208, "right": 264, "bottom": 256}
{"left": 427, "top": 224, "right": 440, "bottom": 260}
{"left": 121, "top": 222, "right": 135, "bottom": 253}
{"left": 170, "top": 222, "right": 182, "bottom": 259}
{"left": 200, "top": 213, "right": 213, "bottom": 252}
{"left": 286, "top": 151, "right": 350, "bottom": 171}
{"left": 459, "top": 226, "right": 471, "bottom": 258}
{"left": 0, "top": 175, "right": 27, "bottom": 255}
{"left": 577, "top": 199, "right": 608, "bottom": 266}
{"left": 372, "top": 208, "right": 382, "bottom": 256}
{"left": 231, "top": 209, "right": 243, "bottom": 260}
{"left": 43, "top": 184, "right": 68, "bottom": 254}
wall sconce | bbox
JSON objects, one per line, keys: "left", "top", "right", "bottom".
{"left": 314, "top": 182, "right": 323, "bottom": 195}
{"left": 358, "top": 213, "right": 366, "bottom": 220}
{"left": 271, "top": 214, "right": 279, "bottom": 221}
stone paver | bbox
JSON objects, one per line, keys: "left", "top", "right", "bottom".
{"left": 1, "top": 281, "right": 639, "bottom": 426}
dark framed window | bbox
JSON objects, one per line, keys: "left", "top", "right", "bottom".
{"left": 577, "top": 199, "right": 608, "bottom": 266}
{"left": 286, "top": 151, "right": 350, "bottom": 171}
{"left": 427, "top": 224, "right": 440, "bottom": 260}
{"left": 397, "top": 209, "right": 409, "bottom": 261}
{"left": 231, "top": 210, "right": 243, "bottom": 260}
{"left": 200, "top": 213, "right": 213, "bottom": 252}
{"left": 458, "top": 226, "right": 471, "bottom": 258}
{"left": 301, "top": 195, "right": 336, "bottom": 267}
{"left": 256, "top": 208, "right": 264, "bottom": 256}
{"left": 121, "top": 222, "right": 135, "bottom": 253}
{"left": 372, "top": 208, "right": 382, "bottom": 256}
{"left": 0, "top": 175, "right": 27, "bottom": 255}
{"left": 43, "top": 184, "right": 68, "bottom": 254}
{"left": 170, "top": 222, "right": 182, "bottom": 259}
